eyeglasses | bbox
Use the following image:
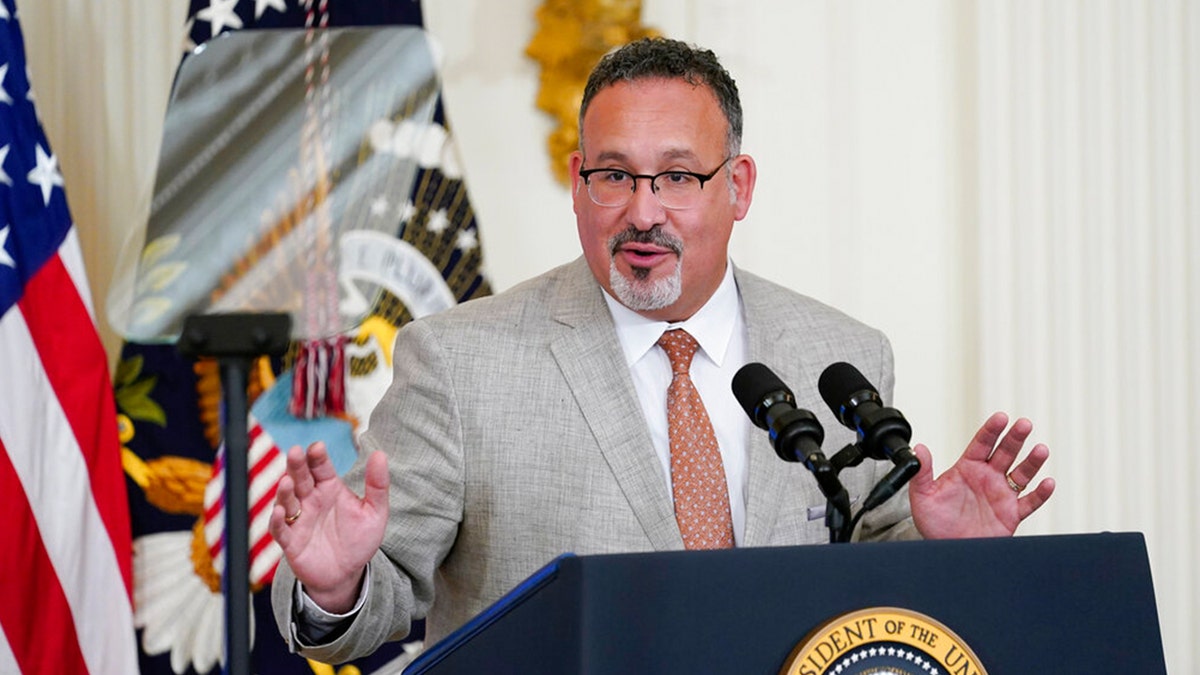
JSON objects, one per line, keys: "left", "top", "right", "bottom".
{"left": 577, "top": 156, "right": 731, "bottom": 210}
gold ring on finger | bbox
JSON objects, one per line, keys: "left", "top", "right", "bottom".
{"left": 1006, "top": 474, "right": 1026, "bottom": 494}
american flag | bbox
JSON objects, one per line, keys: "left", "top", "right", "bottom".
{"left": 0, "top": 1, "right": 138, "bottom": 673}
{"left": 202, "top": 414, "right": 287, "bottom": 587}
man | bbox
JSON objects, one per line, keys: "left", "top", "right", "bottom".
{"left": 269, "top": 38, "right": 1054, "bottom": 663}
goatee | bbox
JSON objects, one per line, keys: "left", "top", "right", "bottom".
{"left": 607, "top": 226, "right": 683, "bottom": 311}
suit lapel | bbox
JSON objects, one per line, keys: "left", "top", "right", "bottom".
{"left": 737, "top": 267, "right": 827, "bottom": 547}
{"left": 548, "top": 259, "right": 683, "bottom": 550}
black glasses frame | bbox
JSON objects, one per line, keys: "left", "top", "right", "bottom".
{"left": 577, "top": 156, "right": 732, "bottom": 207}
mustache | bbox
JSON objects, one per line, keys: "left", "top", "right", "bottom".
{"left": 608, "top": 226, "right": 684, "bottom": 256}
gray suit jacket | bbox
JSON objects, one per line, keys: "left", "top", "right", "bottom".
{"left": 272, "top": 258, "right": 917, "bottom": 661}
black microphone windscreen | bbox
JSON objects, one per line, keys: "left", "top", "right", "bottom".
{"left": 731, "top": 362, "right": 790, "bottom": 422}
{"left": 817, "top": 361, "right": 876, "bottom": 412}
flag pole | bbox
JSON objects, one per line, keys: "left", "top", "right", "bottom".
{"left": 178, "top": 312, "right": 292, "bottom": 675}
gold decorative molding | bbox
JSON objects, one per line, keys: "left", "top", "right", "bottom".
{"left": 526, "top": 0, "right": 660, "bottom": 185}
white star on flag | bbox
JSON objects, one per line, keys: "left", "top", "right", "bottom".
{"left": 255, "top": 0, "right": 288, "bottom": 19}
{"left": 0, "top": 225, "right": 14, "bottom": 268}
{"left": 0, "top": 144, "right": 11, "bottom": 186}
{"left": 455, "top": 228, "right": 478, "bottom": 252}
{"left": 0, "top": 64, "right": 11, "bottom": 106}
{"left": 0, "top": 4, "right": 8, "bottom": 21}
{"left": 27, "top": 143, "right": 64, "bottom": 206}
{"left": 426, "top": 208, "right": 449, "bottom": 234}
{"left": 196, "top": 0, "right": 244, "bottom": 37}
{"left": 370, "top": 195, "right": 389, "bottom": 217}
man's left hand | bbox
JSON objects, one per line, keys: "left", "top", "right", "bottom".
{"left": 908, "top": 412, "right": 1055, "bottom": 539}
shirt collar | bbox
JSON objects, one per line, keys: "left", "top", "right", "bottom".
{"left": 603, "top": 261, "right": 740, "bottom": 368}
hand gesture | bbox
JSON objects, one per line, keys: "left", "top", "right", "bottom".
{"left": 268, "top": 443, "right": 390, "bottom": 613}
{"left": 908, "top": 412, "right": 1055, "bottom": 539}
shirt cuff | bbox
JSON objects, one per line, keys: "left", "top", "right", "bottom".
{"left": 290, "top": 565, "right": 371, "bottom": 646}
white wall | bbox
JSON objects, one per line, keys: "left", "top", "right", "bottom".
{"left": 20, "top": 0, "right": 1197, "bottom": 671}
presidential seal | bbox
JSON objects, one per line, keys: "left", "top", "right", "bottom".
{"left": 780, "top": 607, "right": 988, "bottom": 675}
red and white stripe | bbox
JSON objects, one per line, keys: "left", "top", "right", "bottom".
{"left": 202, "top": 417, "right": 287, "bottom": 585}
{"left": 0, "top": 229, "right": 138, "bottom": 674}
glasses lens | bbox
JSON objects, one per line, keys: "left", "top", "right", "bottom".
{"left": 652, "top": 172, "right": 702, "bottom": 209}
{"left": 587, "top": 170, "right": 633, "bottom": 206}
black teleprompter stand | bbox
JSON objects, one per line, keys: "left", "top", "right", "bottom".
{"left": 177, "top": 312, "right": 291, "bottom": 675}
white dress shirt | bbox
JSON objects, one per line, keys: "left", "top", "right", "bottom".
{"left": 601, "top": 261, "right": 751, "bottom": 545}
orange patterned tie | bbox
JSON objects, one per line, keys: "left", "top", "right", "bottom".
{"left": 658, "top": 329, "right": 735, "bottom": 550}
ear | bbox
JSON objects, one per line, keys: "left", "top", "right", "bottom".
{"left": 569, "top": 151, "right": 586, "bottom": 188}
{"left": 569, "top": 151, "right": 586, "bottom": 212}
{"left": 729, "top": 153, "right": 757, "bottom": 221}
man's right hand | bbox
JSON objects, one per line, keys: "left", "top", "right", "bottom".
{"left": 268, "top": 443, "right": 390, "bottom": 613}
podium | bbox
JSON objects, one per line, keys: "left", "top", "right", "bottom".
{"left": 404, "top": 532, "right": 1165, "bottom": 674}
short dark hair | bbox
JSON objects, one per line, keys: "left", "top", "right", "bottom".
{"left": 579, "top": 37, "right": 743, "bottom": 156}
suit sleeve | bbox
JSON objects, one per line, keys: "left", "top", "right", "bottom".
{"left": 853, "top": 333, "right": 922, "bottom": 543}
{"left": 272, "top": 319, "right": 466, "bottom": 662}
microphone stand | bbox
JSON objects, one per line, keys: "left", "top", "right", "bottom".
{"left": 824, "top": 442, "right": 920, "bottom": 543}
{"left": 177, "top": 312, "right": 291, "bottom": 675}
{"left": 822, "top": 487, "right": 851, "bottom": 545}
{"left": 826, "top": 443, "right": 865, "bottom": 543}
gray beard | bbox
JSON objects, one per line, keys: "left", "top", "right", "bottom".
{"left": 608, "top": 257, "right": 682, "bottom": 311}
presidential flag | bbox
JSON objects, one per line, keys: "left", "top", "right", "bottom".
{"left": 118, "top": 2, "right": 490, "bottom": 673}
{"left": 0, "top": 1, "right": 139, "bottom": 673}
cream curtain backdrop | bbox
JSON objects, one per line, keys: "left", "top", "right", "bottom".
{"left": 19, "top": 0, "right": 1196, "bottom": 671}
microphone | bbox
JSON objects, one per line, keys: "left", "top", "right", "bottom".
{"left": 817, "top": 362, "right": 916, "bottom": 464}
{"left": 732, "top": 363, "right": 845, "bottom": 505}
{"left": 817, "top": 362, "right": 920, "bottom": 510}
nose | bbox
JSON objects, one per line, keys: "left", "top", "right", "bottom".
{"left": 626, "top": 177, "right": 666, "bottom": 231}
